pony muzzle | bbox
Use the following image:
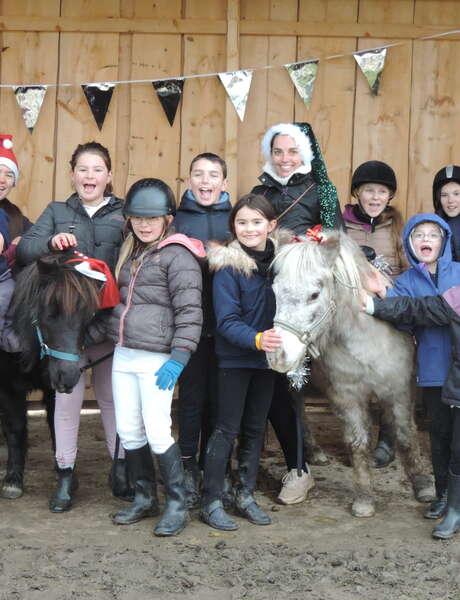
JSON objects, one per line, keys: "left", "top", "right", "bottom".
{"left": 267, "top": 328, "right": 306, "bottom": 373}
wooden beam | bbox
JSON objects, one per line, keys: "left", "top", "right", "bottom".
{"left": 225, "top": 0, "right": 239, "bottom": 203}
{"left": 0, "top": 16, "right": 459, "bottom": 40}
{"left": 241, "top": 20, "right": 460, "bottom": 40}
{"left": 0, "top": 16, "right": 227, "bottom": 34}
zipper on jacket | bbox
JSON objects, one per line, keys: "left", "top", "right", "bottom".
{"left": 118, "top": 261, "right": 143, "bottom": 346}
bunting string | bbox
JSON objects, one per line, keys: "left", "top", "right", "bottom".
{"left": 1, "top": 28, "right": 459, "bottom": 89}
{"left": 7, "top": 27, "right": 460, "bottom": 131}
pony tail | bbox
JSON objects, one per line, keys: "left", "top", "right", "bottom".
{"left": 115, "top": 232, "right": 135, "bottom": 281}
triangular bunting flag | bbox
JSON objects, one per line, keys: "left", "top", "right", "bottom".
{"left": 152, "top": 79, "right": 184, "bottom": 127}
{"left": 13, "top": 86, "right": 47, "bottom": 133}
{"left": 82, "top": 83, "right": 115, "bottom": 130}
{"left": 218, "top": 70, "right": 253, "bottom": 122}
{"left": 285, "top": 60, "right": 318, "bottom": 108}
{"left": 353, "top": 48, "right": 387, "bottom": 95}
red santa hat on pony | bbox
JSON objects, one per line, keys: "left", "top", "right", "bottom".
{"left": 67, "top": 251, "right": 120, "bottom": 309}
{"left": 0, "top": 135, "right": 19, "bottom": 184}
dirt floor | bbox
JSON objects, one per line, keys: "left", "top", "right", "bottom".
{"left": 1, "top": 409, "right": 459, "bottom": 600}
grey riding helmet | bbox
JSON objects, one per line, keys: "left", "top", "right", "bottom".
{"left": 123, "top": 178, "right": 176, "bottom": 218}
{"left": 433, "top": 165, "right": 460, "bottom": 214}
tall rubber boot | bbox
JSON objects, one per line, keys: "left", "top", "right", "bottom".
{"left": 432, "top": 470, "right": 460, "bottom": 539}
{"left": 49, "top": 466, "right": 79, "bottom": 513}
{"left": 200, "top": 429, "right": 238, "bottom": 531}
{"left": 154, "top": 443, "right": 189, "bottom": 537}
{"left": 110, "top": 458, "right": 134, "bottom": 502}
{"left": 112, "top": 445, "right": 159, "bottom": 525}
{"left": 235, "top": 436, "right": 271, "bottom": 526}
{"left": 182, "top": 455, "right": 202, "bottom": 509}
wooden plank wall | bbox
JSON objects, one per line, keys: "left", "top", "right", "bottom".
{"left": 0, "top": 0, "right": 460, "bottom": 220}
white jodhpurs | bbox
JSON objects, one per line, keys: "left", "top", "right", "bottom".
{"left": 112, "top": 345, "right": 175, "bottom": 454}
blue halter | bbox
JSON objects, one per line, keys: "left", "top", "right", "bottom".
{"left": 33, "top": 322, "right": 80, "bottom": 363}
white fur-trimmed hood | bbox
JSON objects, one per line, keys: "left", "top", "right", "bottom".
{"left": 207, "top": 228, "right": 293, "bottom": 277}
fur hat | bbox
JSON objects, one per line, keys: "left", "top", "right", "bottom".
{"left": 261, "top": 122, "right": 339, "bottom": 230}
{"left": 433, "top": 165, "right": 460, "bottom": 214}
{"left": 261, "top": 122, "right": 314, "bottom": 167}
{"left": 0, "top": 135, "right": 19, "bottom": 184}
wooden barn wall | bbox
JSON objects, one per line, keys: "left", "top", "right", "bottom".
{"left": 0, "top": 0, "right": 460, "bottom": 221}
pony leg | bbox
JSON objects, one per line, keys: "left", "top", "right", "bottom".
{"left": 303, "top": 411, "right": 329, "bottom": 466}
{"left": 389, "top": 394, "right": 435, "bottom": 503}
{"left": 334, "top": 398, "right": 375, "bottom": 517}
{"left": 0, "top": 390, "right": 27, "bottom": 499}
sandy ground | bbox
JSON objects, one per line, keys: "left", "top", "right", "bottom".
{"left": 1, "top": 410, "right": 459, "bottom": 600}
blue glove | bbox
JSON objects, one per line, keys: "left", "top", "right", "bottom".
{"left": 155, "top": 359, "right": 184, "bottom": 391}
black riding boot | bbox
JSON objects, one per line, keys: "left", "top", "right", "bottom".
{"left": 154, "top": 443, "right": 188, "bottom": 537}
{"left": 235, "top": 436, "right": 271, "bottom": 526}
{"left": 222, "top": 461, "right": 234, "bottom": 510}
{"left": 200, "top": 429, "right": 238, "bottom": 531}
{"left": 373, "top": 419, "right": 395, "bottom": 468}
{"left": 112, "top": 445, "right": 159, "bottom": 525}
{"left": 182, "top": 455, "right": 202, "bottom": 509}
{"left": 49, "top": 466, "right": 79, "bottom": 513}
{"left": 432, "top": 470, "right": 460, "bottom": 539}
{"left": 110, "top": 458, "right": 134, "bottom": 501}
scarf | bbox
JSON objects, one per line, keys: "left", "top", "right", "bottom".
{"left": 240, "top": 239, "right": 275, "bottom": 278}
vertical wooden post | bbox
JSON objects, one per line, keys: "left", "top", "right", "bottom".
{"left": 225, "top": 0, "right": 239, "bottom": 203}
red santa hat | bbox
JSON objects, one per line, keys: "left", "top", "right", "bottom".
{"left": 67, "top": 251, "right": 120, "bottom": 309}
{"left": 0, "top": 135, "right": 19, "bottom": 184}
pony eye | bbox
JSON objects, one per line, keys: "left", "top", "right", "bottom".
{"left": 310, "top": 292, "right": 319, "bottom": 301}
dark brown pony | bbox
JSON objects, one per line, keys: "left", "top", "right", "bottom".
{"left": 0, "top": 253, "right": 101, "bottom": 499}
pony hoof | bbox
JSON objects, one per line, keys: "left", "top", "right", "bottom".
{"left": 351, "top": 498, "right": 375, "bottom": 518}
{"left": 1, "top": 483, "right": 24, "bottom": 499}
{"left": 307, "top": 448, "right": 330, "bottom": 466}
{"left": 413, "top": 476, "right": 436, "bottom": 503}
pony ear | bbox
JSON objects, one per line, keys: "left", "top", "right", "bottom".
{"left": 37, "top": 253, "right": 68, "bottom": 275}
{"left": 319, "top": 232, "right": 340, "bottom": 267}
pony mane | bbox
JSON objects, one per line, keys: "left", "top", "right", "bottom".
{"left": 11, "top": 254, "right": 101, "bottom": 370}
{"left": 272, "top": 230, "right": 371, "bottom": 296}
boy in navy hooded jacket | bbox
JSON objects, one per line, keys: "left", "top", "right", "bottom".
{"left": 174, "top": 153, "right": 232, "bottom": 508}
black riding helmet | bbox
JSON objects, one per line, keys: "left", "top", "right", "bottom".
{"left": 432, "top": 165, "right": 460, "bottom": 214}
{"left": 123, "top": 178, "right": 176, "bottom": 218}
{"left": 351, "top": 161, "right": 397, "bottom": 196}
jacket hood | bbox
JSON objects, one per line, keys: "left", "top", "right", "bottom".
{"left": 207, "top": 228, "right": 293, "bottom": 277}
{"left": 343, "top": 203, "right": 394, "bottom": 232}
{"left": 403, "top": 212, "right": 452, "bottom": 268}
{"left": 158, "top": 233, "right": 206, "bottom": 259}
{"left": 179, "top": 189, "right": 231, "bottom": 213}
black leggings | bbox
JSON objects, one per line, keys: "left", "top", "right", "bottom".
{"left": 268, "top": 373, "right": 307, "bottom": 472}
{"left": 177, "top": 337, "right": 218, "bottom": 466}
{"left": 202, "top": 368, "right": 275, "bottom": 502}
{"left": 423, "top": 387, "right": 460, "bottom": 481}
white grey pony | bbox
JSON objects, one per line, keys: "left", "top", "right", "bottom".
{"left": 267, "top": 230, "right": 433, "bottom": 517}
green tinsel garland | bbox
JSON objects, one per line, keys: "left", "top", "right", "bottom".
{"left": 294, "top": 122, "right": 339, "bottom": 230}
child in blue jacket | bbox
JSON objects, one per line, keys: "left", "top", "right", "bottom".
{"left": 384, "top": 213, "right": 460, "bottom": 520}
{"left": 364, "top": 287, "right": 460, "bottom": 540}
{"left": 200, "top": 193, "right": 282, "bottom": 531}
